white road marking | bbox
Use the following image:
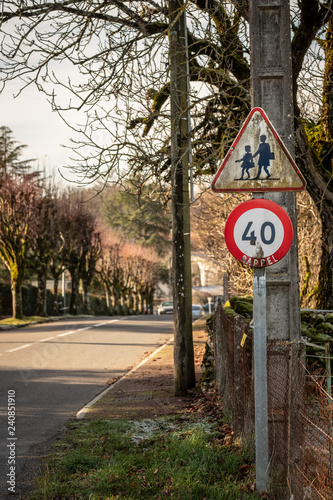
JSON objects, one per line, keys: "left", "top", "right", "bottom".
{"left": 7, "top": 344, "right": 31, "bottom": 353}
{"left": 2, "top": 318, "right": 120, "bottom": 354}
{"left": 57, "top": 331, "right": 75, "bottom": 337}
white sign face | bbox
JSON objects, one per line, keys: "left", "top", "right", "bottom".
{"left": 211, "top": 108, "right": 306, "bottom": 193}
{"left": 224, "top": 199, "right": 293, "bottom": 267}
{"left": 233, "top": 209, "right": 284, "bottom": 258}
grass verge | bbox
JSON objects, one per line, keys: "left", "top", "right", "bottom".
{"left": 0, "top": 314, "right": 91, "bottom": 326}
{"left": 29, "top": 413, "right": 261, "bottom": 500}
{"left": 0, "top": 316, "right": 48, "bottom": 325}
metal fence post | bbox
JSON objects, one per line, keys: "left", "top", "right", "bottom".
{"left": 253, "top": 267, "right": 269, "bottom": 491}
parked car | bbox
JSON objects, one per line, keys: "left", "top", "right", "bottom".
{"left": 157, "top": 300, "right": 173, "bottom": 315}
{"left": 203, "top": 302, "right": 214, "bottom": 314}
{"left": 192, "top": 304, "right": 203, "bottom": 317}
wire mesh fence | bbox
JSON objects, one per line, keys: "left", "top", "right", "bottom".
{"left": 212, "top": 298, "right": 333, "bottom": 499}
{"left": 300, "top": 344, "right": 333, "bottom": 499}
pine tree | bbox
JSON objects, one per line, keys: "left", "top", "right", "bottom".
{"left": 0, "top": 127, "right": 33, "bottom": 178}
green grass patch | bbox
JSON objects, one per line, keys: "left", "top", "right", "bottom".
{"left": 0, "top": 316, "right": 48, "bottom": 325}
{"left": 29, "top": 415, "right": 260, "bottom": 500}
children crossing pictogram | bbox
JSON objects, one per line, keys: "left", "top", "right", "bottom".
{"left": 235, "top": 145, "right": 255, "bottom": 180}
{"left": 252, "top": 134, "right": 274, "bottom": 180}
{"left": 211, "top": 108, "right": 306, "bottom": 192}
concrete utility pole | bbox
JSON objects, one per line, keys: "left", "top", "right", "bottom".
{"left": 250, "top": 0, "right": 304, "bottom": 497}
{"left": 168, "top": 0, "right": 195, "bottom": 396}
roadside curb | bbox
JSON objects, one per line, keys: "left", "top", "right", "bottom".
{"left": 76, "top": 336, "right": 175, "bottom": 420}
{"left": 77, "top": 316, "right": 209, "bottom": 422}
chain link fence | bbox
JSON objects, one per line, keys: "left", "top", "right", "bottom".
{"left": 300, "top": 343, "right": 333, "bottom": 499}
{"left": 212, "top": 298, "right": 333, "bottom": 499}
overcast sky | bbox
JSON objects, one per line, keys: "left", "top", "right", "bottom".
{"left": 1, "top": 78, "right": 77, "bottom": 185}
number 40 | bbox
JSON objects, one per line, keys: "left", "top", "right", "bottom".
{"left": 242, "top": 221, "right": 276, "bottom": 245}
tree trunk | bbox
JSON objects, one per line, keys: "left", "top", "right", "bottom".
{"left": 53, "top": 277, "right": 59, "bottom": 315}
{"left": 294, "top": 16, "right": 333, "bottom": 309}
{"left": 11, "top": 279, "right": 23, "bottom": 319}
{"left": 36, "top": 269, "right": 47, "bottom": 316}
{"left": 69, "top": 267, "right": 79, "bottom": 315}
{"left": 148, "top": 288, "right": 154, "bottom": 314}
{"left": 134, "top": 291, "right": 140, "bottom": 314}
{"left": 121, "top": 291, "right": 128, "bottom": 315}
{"left": 113, "top": 287, "right": 120, "bottom": 315}
{"left": 143, "top": 290, "right": 148, "bottom": 314}
{"left": 140, "top": 292, "right": 145, "bottom": 314}
{"left": 317, "top": 208, "right": 333, "bottom": 308}
{"left": 295, "top": 124, "right": 333, "bottom": 308}
{"left": 128, "top": 292, "right": 134, "bottom": 314}
{"left": 322, "top": 18, "right": 333, "bottom": 141}
{"left": 317, "top": 17, "right": 333, "bottom": 308}
{"left": 82, "top": 279, "right": 91, "bottom": 314}
{"left": 104, "top": 282, "right": 111, "bottom": 315}
{"left": 169, "top": 0, "right": 195, "bottom": 396}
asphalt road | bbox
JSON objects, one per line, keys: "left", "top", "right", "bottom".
{"left": 0, "top": 315, "right": 174, "bottom": 498}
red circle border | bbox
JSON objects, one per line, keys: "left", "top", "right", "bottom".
{"left": 224, "top": 199, "right": 293, "bottom": 267}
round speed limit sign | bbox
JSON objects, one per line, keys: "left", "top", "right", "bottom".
{"left": 224, "top": 199, "right": 293, "bottom": 267}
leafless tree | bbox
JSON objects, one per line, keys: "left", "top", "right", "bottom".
{"left": 2, "top": 3, "right": 333, "bottom": 334}
{"left": 80, "top": 231, "right": 102, "bottom": 314}
{"left": 0, "top": 1, "right": 250, "bottom": 188}
{"left": 97, "top": 234, "right": 125, "bottom": 315}
{"left": 97, "top": 233, "right": 159, "bottom": 315}
{"left": 0, "top": 175, "right": 41, "bottom": 318}
{"left": 59, "top": 191, "right": 99, "bottom": 314}
{"left": 28, "top": 182, "right": 66, "bottom": 316}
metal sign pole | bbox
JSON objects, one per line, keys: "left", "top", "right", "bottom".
{"left": 223, "top": 193, "right": 294, "bottom": 493}
{"left": 253, "top": 266, "right": 269, "bottom": 491}
{"left": 250, "top": 2, "right": 303, "bottom": 492}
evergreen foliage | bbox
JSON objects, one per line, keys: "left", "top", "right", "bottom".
{"left": 102, "top": 182, "right": 171, "bottom": 256}
{"left": 0, "top": 126, "right": 33, "bottom": 177}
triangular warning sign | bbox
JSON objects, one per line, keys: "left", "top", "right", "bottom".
{"left": 211, "top": 108, "right": 306, "bottom": 193}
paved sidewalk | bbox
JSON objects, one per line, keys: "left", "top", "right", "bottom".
{"left": 81, "top": 317, "right": 208, "bottom": 422}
